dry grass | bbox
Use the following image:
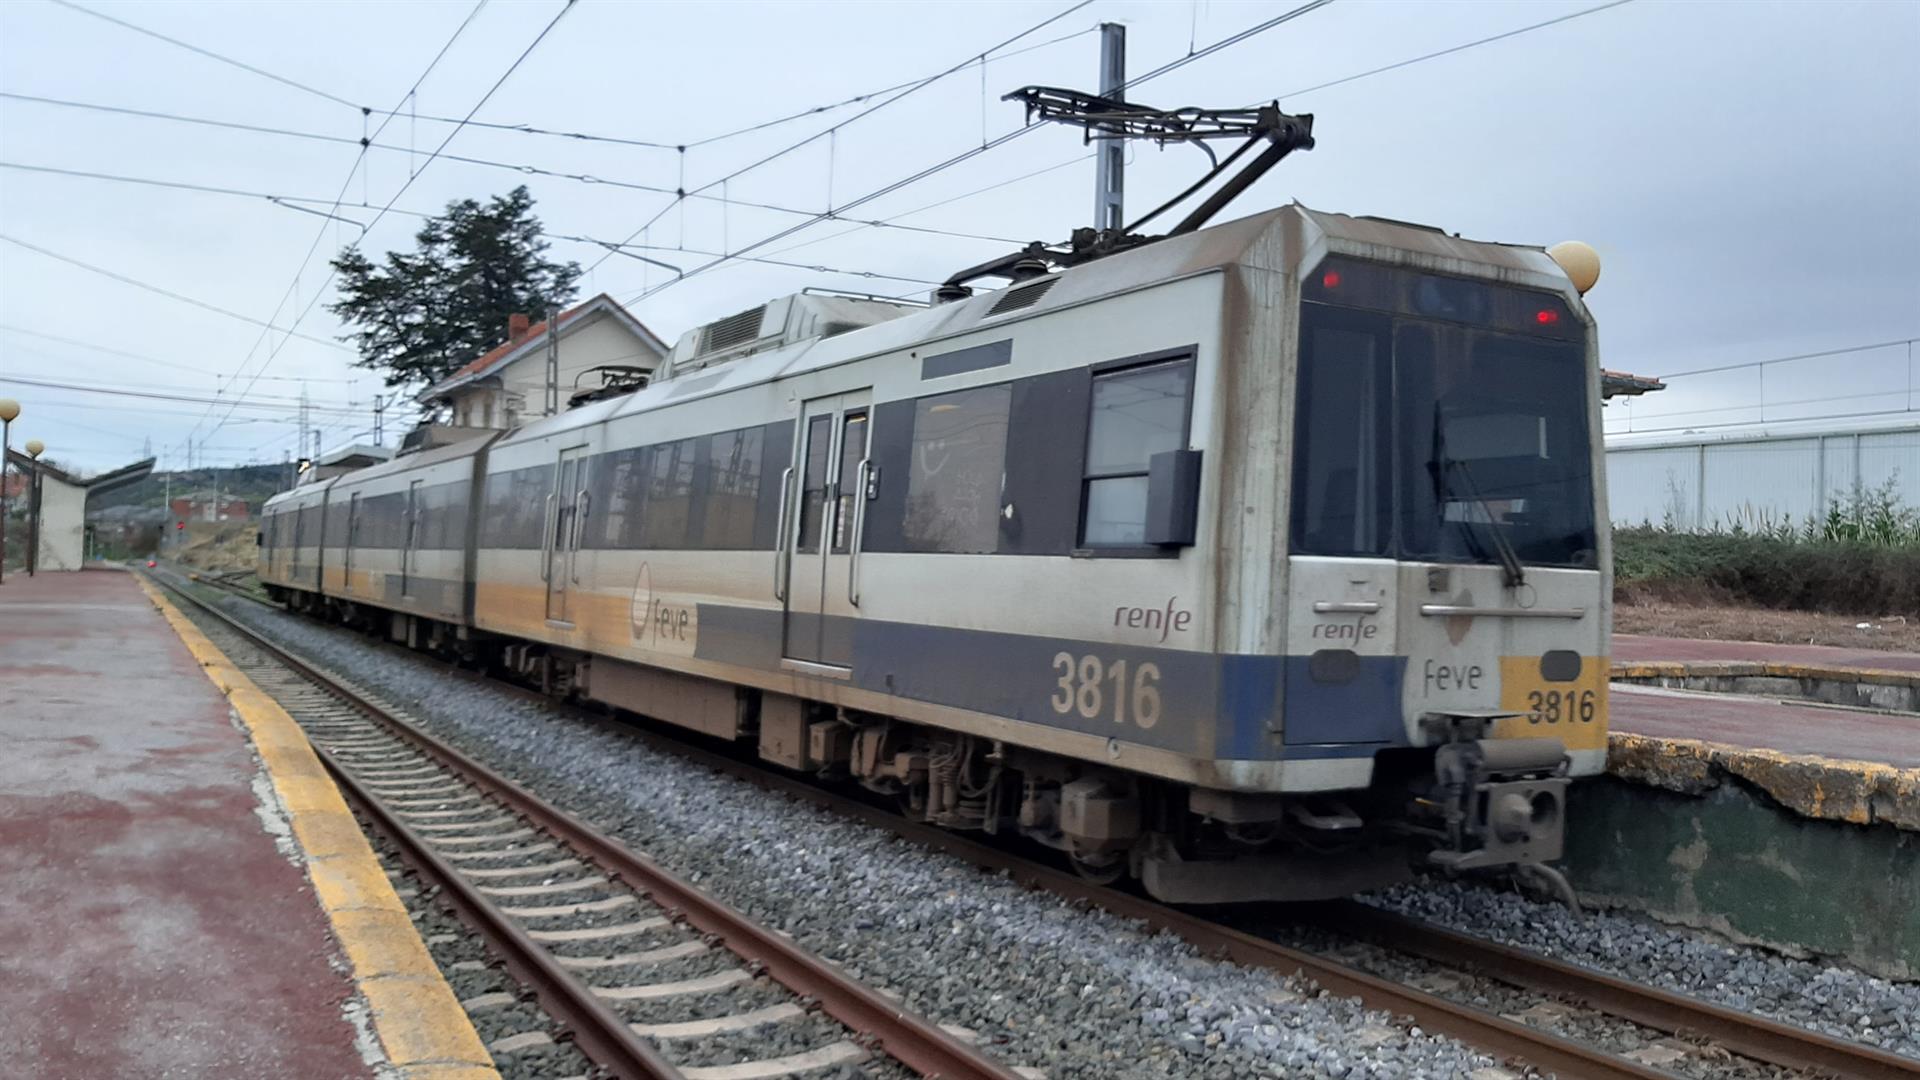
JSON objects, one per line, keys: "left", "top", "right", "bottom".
{"left": 174, "top": 521, "right": 260, "bottom": 576}
{"left": 1614, "top": 598, "right": 1920, "bottom": 652}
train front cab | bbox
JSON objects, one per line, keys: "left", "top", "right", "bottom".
{"left": 1253, "top": 230, "right": 1609, "bottom": 896}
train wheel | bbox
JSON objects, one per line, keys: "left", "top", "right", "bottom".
{"left": 1069, "top": 851, "right": 1125, "bottom": 886}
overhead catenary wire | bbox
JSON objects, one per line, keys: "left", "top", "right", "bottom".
{"left": 589, "top": 0, "right": 1098, "bottom": 276}
{"left": 0, "top": 323, "right": 360, "bottom": 382}
{"left": 350, "top": 23, "right": 1101, "bottom": 152}
{"left": 0, "top": 234, "right": 351, "bottom": 349}
{"left": 178, "top": 0, "right": 491, "bottom": 455}
{"left": 0, "top": 374, "right": 367, "bottom": 414}
{"left": 200, "top": 0, "right": 569, "bottom": 449}
{"left": 48, "top": 0, "right": 364, "bottom": 110}
{"left": 0, "top": 154, "right": 1022, "bottom": 245}
{"left": 1270, "top": 0, "right": 1638, "bottom": 103}
{"left": 619, "top": 0, "right": 1338, "bottom": 307}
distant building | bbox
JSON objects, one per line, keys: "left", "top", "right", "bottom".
{"left": 417, "top": 294, "right": 667, "bottom": 431}
{"left": 169, "top": 492, "right": 250, "bottom": 523}
{"left": 1607, "top": 415, "right": 1920, "bottom": 530}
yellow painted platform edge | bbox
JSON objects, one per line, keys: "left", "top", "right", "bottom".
{"left": 1611, "top": 658, "right": 1920, "bottom": 687}
{"left": 135, "top": 575, "right": 498, "bottom": 1080}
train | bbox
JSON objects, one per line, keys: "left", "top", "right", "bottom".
{"left": 260, "top": 203, "right": 1610, "bottom": 903}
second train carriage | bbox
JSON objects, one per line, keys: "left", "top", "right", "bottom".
{"left": 261, "top": 203, "right": 1609, "bottom": 902}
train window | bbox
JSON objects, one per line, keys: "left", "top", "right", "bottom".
{"left": 902, "top": 384, "right": 1010, "bottom": 553}
{"left": 641, "top": 439, "right": 698, "bottom": 549}
{"left": 596, "top": 448, "right": 646, "bottom": 548}
{"left": 1290, "top": 310, "right": 1392, "bottom": 557}
{"left": 701, "top": 427, "right": 764, "bottom": 549}
{"left": 795, "top": 415, "right": 834, "bottom": 555}
{"left": 831, "top": 411, "right": 868, "bottom": 554}
{"left": 1080, "top": 362, "right": 1193, "bottom": 547}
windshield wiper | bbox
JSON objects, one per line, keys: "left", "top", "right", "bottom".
{"left": 1443, "top": 457, "right": 1526, "bottom": 589}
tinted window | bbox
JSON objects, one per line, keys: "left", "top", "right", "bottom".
{"left": 1396, "top": 323, "right": 1597, "bottom": 568}
{"left": 831, "top": 412, "right": 868, "bottom": 554}
{"left": 1289, "top": 293, "right": 1597, "bottom": 569}
{"left": 903, "top": 384, "right": 1010, "bottom": 553}
{"left": 1082, "top": 362, "right": 1193, "bottom": 547}
{"left": 795, "top": 416, "right": 833, "bottom": 555}
{"left": 701, "top": 428, "right": 763, "bottom": 550}
{"left": 1290, "top": 312, "right": 1392, "bottom": 557}
{"left": 641, "top": 439, "right": 697, "bottom": 548}
{"left": 597, "top": 447, "right": 647, "bottom": 548}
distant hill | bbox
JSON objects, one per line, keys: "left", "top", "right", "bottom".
{"left": 89, "top": 463, "right": 292, "bottom": 514}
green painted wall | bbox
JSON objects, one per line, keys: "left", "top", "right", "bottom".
{"left": 1566, "top": 777, "right": 1919, "bottom": 979}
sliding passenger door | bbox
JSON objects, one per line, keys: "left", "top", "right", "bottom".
{"left": 401, "top": 479, "right": 423, "bottom": 598}
{"left": 781, "top": 391, "right": 871, "bottom": 671}
{"left": 545, "top": 446, "right": 589, "bottom": 623}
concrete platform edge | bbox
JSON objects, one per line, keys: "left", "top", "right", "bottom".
{"left": 1607, "top": 731, "right": 1920, "bottom": 831}
{"left": 1613, "top": 658, "right": 1920, "bottom": 688}
{"left": 135, "top": 576, "right": 498, "bottom": 1080}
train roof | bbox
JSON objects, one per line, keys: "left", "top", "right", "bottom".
{"left": 262, "top": 431, "right": 504, "bottom": 511}
{"left": 487, "top": 203, "right": 1579, "bottom": 451}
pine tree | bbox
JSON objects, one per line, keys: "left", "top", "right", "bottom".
{"left": 328, "top": 186, "right": 581, "bottom": 392}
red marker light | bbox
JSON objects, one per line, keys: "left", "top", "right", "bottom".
{"left": 1535, "top": 309, "right": 1560, "bottom": 325}
{"left": 1321, "top": 270, "right": 1342, "bottom": 289}
{"left": 146, "top": 560, "right": 156, "bottom": 568}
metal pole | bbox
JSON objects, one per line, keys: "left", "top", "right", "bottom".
{"left": 1094, "top": 22, "right": 1126, "bottom": 233}
{"left": 26, "top": 463, "right": 38, "bottom": 577}
{"left": 545, "top": 308, "right": 560, "bottom": 416}
{"left": 0, "top": 417, "right": 9, "bottom": 584}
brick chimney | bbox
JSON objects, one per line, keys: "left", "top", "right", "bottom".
{"left": 507, "top": 313, "right": 531, "bottom": 343}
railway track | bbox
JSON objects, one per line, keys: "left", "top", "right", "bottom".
{"left": 159, "top": 569, "right": 1920, "bottom": 1080}
{"left": 151, "top": 572, "right": 1022, "bottom": 1080}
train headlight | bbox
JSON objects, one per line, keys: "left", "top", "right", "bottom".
{"left": 1547, "top": 241, "right": 1601, "bottom": 295}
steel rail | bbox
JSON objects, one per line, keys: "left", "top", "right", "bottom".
{"left": 320, "top": 747, "right": 688, "bottom": 1079}
{"left": 1312, "top": 901, "right": 1920, "bottom": 1080}
{"left": 152, "top": 571, "right": 1023, "bottom": 1080}
{"left": 560, "top": 723, "right": 1681, "bottom": 1080}
{"left": 176, "top": 569, "right": 1918, "bottom": 1079}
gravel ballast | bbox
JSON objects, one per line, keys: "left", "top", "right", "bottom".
{"left": 204, "top": 586, "right": 1917, "bottom": 1075}
{"left": 204, "top": 592, "right": 1513, "bottom": 1079}
{"left": 1370, "top": 881, "right": 1920, "bottom": 1060}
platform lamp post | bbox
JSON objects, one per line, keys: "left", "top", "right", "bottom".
{"left": 0, "top": 398, "right": 16, "bottom": 584}
{"left": 24, "top": 439, "right": 43, "bottom": 577}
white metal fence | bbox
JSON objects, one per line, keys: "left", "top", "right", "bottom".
{"left": 1605, "top": 420, "right": 1920, "bottom": 530}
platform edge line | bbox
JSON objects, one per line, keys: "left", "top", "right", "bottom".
{"left": 136, "top": 576, "right": 499, "bottom": 1079}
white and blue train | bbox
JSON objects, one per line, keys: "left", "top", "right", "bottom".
{"left": 261, "top": 204, "right": 1610, "bottom": 902}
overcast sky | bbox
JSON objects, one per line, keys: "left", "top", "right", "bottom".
{"left": 2, "top": 0, "right": 1916, "bottom": 473}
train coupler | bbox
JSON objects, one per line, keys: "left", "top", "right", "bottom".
{"left": 1425, "top": 730, "right": 1570, "bottom": 872}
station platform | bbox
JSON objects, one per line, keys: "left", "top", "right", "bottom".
{"left": 1601, "top": 633, "right": 1919, "bottom": 830}
{"left": 0, "top": 569, "right": 493, "bottom": 1079}
{"left": 1574, "top": 633, "right": 1920, "bottom": 978}
{"left": 1614, "top": 631, "right": 1920, "bottom": 675}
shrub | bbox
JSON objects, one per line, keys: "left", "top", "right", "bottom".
{"left": 1614, "top": 528, "right": 1920, "bottom": 616}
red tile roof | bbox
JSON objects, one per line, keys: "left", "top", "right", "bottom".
{"left": 444, "top": 297, "right": 597, "bottom": 381}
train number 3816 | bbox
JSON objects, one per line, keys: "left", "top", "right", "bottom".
{"left": 1051, "top": 653, "right": 1162, "bottom": 729}
{"left": 1526, "top": 688, "right": 1597, "bottom": 724}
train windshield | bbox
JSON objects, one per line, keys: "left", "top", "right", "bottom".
{"left": 1290, "top": 270, "right": 1598, "bottom": 569}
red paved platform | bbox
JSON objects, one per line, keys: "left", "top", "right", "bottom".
{"left": 1608, "top": 684, "right": 1919, "bottom": 769}
{"left": 0, "top": 570, "right": 375, "bottom": 1079}
{"left": 1614, "top": 632, "right": 1920, "bottom": 674}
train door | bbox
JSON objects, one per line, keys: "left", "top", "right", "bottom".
{"left": 401, "top": 479, "right": 423, "bottom": 597}
{"left": 545, "top": 446, "right": 589, "bottom": 623}
{"left": 781, "top": 391, "right": 871, "bottom": 671}
{"left": 345, "top": 491, "right": 361, "bottom": 593}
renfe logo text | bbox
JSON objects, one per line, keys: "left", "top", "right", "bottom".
{"left": 1115, "top": 598, "right": 1193, "bottom": 644}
